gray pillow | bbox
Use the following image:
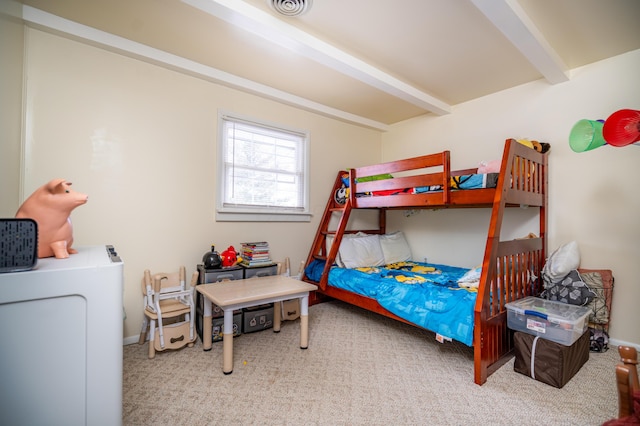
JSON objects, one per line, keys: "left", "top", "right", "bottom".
{"left": 542, "top": 269, "right": 596, "bottom": 306}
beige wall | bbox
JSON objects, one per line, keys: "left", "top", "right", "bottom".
{"left": 22, "top": 28, "right": 382, "bottom": 340}
{"left": 0, "top": 0, "right": 24, "bottom": 217}
{"left": 15, "top": 22, "right": 640, "bottom": 348}
{"left": 383, "top": 49, "right": 640, "bottom": 347}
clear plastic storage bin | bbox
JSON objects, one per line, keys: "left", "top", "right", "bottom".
{"left": 506, "top": 296, "right": 591, "bottom": 346}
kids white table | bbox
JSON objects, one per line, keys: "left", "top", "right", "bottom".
{"left": 196, "top": 275, "right": 317, "bottom": 374}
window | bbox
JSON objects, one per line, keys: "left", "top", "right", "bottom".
{"left": 216, "top": 112, "right": 310, "bottom": 222}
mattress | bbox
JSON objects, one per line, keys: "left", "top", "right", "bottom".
{"left": 349, "top": 172, "right": 499, "bottom": 198}
{"left": 307, "top": 260, "right": 478, "bottom": 346}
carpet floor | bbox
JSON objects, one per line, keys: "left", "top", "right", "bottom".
{"left": 124, "top": 300, "right": 619, "bottom": 425}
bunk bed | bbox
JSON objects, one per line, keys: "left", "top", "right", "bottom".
{"left": 301, "top": 138, "right": 549, "bottom": 385}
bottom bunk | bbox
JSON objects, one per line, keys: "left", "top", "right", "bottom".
{"left": 306, "top": 259, "right": 479, "bottom": 345}
{"left": 304, "top": 234, "right": 545, "bottom": 385}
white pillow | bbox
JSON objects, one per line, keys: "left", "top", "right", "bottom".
{"left": 326, "top": 232, "right": 367, "bottom": 267}
{"left": 542, "top": 241, "right": 580, "bottom": 284}
{"left": 379, "top": 231, "right": 412, "bottom": 264}
{"left": 339, "top": 234, "right": 385, "bottom": 269}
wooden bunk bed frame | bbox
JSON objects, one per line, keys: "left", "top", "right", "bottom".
{"left": 301, "top": 138, "right": 549, "bottom": 385}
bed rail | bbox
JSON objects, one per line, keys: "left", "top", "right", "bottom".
{"left": 474, "top": 238, "right": 545, "bottom": 383}
{"left": 350, "top": 151, "right": 451, "bottom": 208}
{"left": 348, "top": 139, "right": 546, "bottom": 210}
{"left": 500, "top": 140, "right": 546, "bottom": 207}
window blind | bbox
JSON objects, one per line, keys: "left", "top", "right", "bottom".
{"left": 221, "top": 116, "right": 307, "bottom": 212}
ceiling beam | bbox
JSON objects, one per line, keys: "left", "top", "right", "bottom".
{"left": 470, "top": 0, "right": 569, "bottom": 84}
{"left": 21, "top": 5, "right": 390, "bottom": 131}
{"left": 182, "top": 0, "right": 452, "bottom": 115}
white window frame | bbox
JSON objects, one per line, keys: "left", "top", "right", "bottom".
{"left": 216, "top": 111, "right": 311, "bottom": 222}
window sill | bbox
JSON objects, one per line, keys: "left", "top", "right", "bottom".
{"left": 215, "top": 210, "right": 312, "bottom": 222}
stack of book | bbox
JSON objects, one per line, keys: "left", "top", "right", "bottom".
{"left": 240, "top": 242, "right": 273, "bottom": 267}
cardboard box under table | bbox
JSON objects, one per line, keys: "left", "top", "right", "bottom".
{"left": 513, "top": 330, "right": 589, "bottom": 388}
{"left": 281, "top": 299, "right": 300, "bottom": 321}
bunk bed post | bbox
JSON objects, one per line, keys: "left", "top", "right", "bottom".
{"left": 473, "top": 139, "right": 548, "bottom": 384}
{"left": 473, "top": 139, "right": 514, "bottom": 385}
{"left": 379, "top": 208, "right": 387, "bottom": 235}
{"left": 442, "top": 151, "right": 451, "bottom": 204}
{"left": 540, "top": 147, "right": 549, "bottom": 291}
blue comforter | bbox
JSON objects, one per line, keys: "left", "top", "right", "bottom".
{"left": 307, "top": 260, "right": 477, "bottom": 346}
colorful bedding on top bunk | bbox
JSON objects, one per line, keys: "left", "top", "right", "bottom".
{"left": 343, "top": 172, "right": 499, "bottom": 198}
{"left": 305, "top": 259, "right": 481, "bottom": 346}
{"left": 414, "top": 173, "right": 499, "bottom": 194}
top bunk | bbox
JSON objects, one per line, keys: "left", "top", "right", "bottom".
{"left": 345, "top": 138, "right": 548, "bottom": 210}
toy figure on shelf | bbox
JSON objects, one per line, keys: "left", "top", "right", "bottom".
{"left": 221, "top": 246, "right": 242, "bottom": 267}
{"left": 15, "top": 178, "right": 88, "bottom": 259}
{"left": 202, "top": 245, "right": 222, "bottom": 269}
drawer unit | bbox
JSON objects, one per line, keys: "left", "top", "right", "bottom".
{"left": 195, "top": 311, "right": 242, "bottom": 343}
{"left": 242, "top": 304, "right": 274, "bottom": 333}
{"left": 198, "top": 264, "right": 244, "bottom": 283}
{"left": 242, "top": 263, "right": 278, "bottom": 279}
{"left": 195, "top": 264, "right": 244, "bottom": 341}
{"left": 195, "top": 263, "right": 279, "bottom": 341}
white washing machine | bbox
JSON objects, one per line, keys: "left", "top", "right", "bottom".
{"left": 0, "top": 245, "right": 124, "bottom": 426}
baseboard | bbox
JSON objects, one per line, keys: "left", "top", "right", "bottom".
{"left": 609, "top": 338, "right": 640, "bottom": 352}
{"left": 123, "top": 335, "right": 140, "bottom": 346}
{"left": 124, "top": 334, "right": 640, "bottom": 350}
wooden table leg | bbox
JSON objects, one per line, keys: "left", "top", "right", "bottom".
{"left": 203, "top": 299, "right": 212, "bottom": 352}
{"left": 273, "top": 301, "right": 281, "bottom": 333}
{"left": 222, "top": 309, "right": 234, "bottom": 374}
{"left": 300, "top": 294, "right": 309, "bottom": 349}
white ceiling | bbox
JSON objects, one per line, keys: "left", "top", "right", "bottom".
{"left": 19, "top": 0, "right": 640, "bottom": 130}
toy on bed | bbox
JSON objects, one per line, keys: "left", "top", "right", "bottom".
{"left": 479, "top": 139, "right": 550, "bottom": 173}
{"left": 334, "top": 173, "right": 350, "bottom": 205}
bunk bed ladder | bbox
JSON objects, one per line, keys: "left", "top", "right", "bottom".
{"left": 302, "top": 171, "right": 353, "bottom": 292}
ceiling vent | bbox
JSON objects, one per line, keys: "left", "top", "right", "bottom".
{"left": 269, "top": 0, "right": 312, "bottom": 17}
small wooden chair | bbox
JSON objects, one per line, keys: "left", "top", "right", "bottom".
{"left": 277, "top": 257, "right": 305, "bottom": 279}
{"left": 615, "top": 345, "right": 639, "bottom": 418}
{"left": 276, "top": 258, "right": 305, "bottom": 321}
{"left": 138, "top": 266, "right": 199, "bottom": 358}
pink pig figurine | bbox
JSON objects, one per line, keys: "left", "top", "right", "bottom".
{"left": 15, "top": 179, "right": 88, "bottom": 259}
